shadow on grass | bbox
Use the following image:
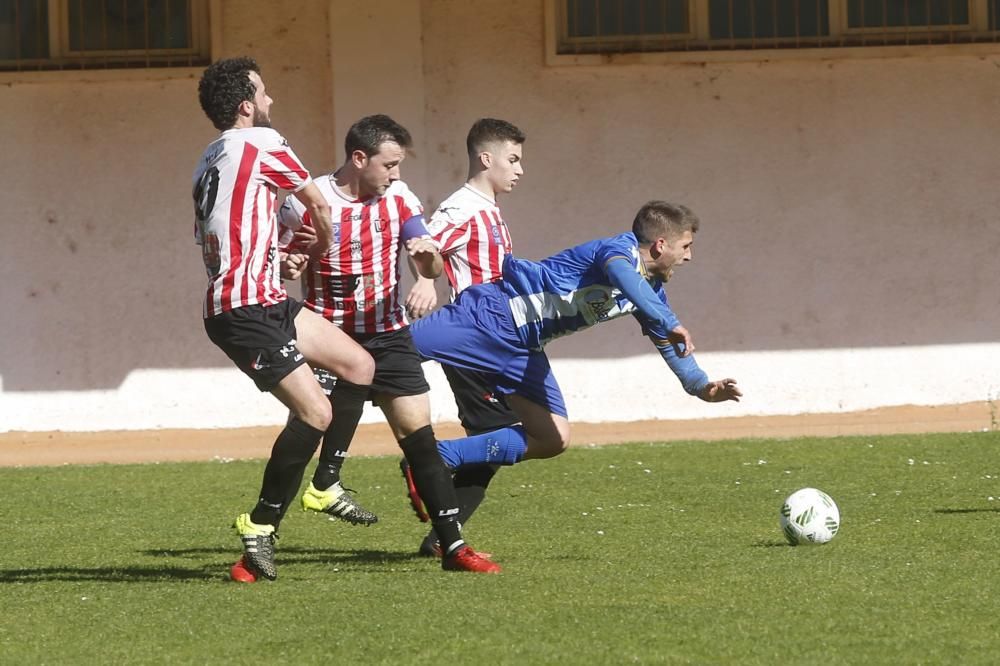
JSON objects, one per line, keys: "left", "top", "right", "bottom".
{"left": 141, "top": 546, "right": 424, "bottom": 565}
{"left": 0, "top": 565, "right": 219, "bottom": 583}
{"left": 0, "top": 549, "right": 428, "bottom": 584}
{"left": 933, "top": 507, "right": 1000, "bottom": 514}
{"left": 752, "top": 540, "right": 790, "bottom": 548}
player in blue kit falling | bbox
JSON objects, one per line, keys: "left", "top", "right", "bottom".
{"left": 404, "top": 200, "right": 742, "bottom": 508}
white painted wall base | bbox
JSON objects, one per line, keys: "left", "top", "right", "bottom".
{"left": 2, "top": 343, "right": 997, "bottom": 433}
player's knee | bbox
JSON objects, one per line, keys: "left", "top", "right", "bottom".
{"left": 532, "top": 428, "right": 570, "bottom": 459}
{"left": 554, "top": 425, "right": 571, "bottom": 455}
{"left": 298, "top": 398, "right": 333, "bottom": 431}
{"left": 345, "top": 352, "right": 375, "bottom": 386}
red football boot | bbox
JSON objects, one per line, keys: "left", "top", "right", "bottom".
{"left": 442, "top": 546, "right": 501, "bottom": 574}
{"left": 230, "top": 556, "right": 258, "bottom": 583}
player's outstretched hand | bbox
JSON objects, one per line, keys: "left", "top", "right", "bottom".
{"left": 668, "top": 324, "right": 695, "bottom": 357}
{"left": 406, "top": 277, "right": 437, "bottom": 319}
{"left": 280, "top": 252, "right": 309, "bottom": 280}
{"left": 698, "top": 378, "right": 741, "bottom": 403}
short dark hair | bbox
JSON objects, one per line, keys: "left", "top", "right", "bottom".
{"left": 345, "top": 115, "right": 413, "bottom": 157}
{"left": 632, "top": 201, "right": 700, "bottom": 244}
{"left": 198, "top": 56, "right": 260, "bottom": 131}
{"left": 466, "top": 118, "right": 525, "bottom": 157}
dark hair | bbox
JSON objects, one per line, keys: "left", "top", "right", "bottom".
{"left": 632, "top": 201, "right": 700, "bottom": 244}
{"left": 466, "top": 118, "right": 525, "bottom": 156}
{"left": 344, "top": 115, "right": 413, "bottom": 157}
{"left": 198, "top": 56, "right": 260, "bottom": 130}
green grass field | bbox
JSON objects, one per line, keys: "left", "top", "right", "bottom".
{"left": 3, "top": 431, "right": 999, "bottom": 664}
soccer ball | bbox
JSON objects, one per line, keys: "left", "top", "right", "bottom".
{"left": 779, "top": 487, "right": 840, "bottom": 545}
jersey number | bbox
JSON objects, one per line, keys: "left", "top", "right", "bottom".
{"left": 193, "top": 166, "right": 220, "bottom": 227}
{"left": 194, "top": 167, "right": 221, "bottom": 276}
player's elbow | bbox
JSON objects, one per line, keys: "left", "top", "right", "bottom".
{"left": 306, "top": 199, "right": 331, "bottom": 220}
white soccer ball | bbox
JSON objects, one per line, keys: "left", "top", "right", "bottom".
{"left": 779, "top": 487, "right": 840, "bottom": 545}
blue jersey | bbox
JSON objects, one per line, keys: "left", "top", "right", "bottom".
{"left": 501, "top": 232, "right": 678, "bottom": 350}
{"left": 411, "top": 231, "right": 710, "bottom": 400}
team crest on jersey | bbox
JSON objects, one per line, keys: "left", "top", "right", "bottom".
{"left": 350, "top": 239, "right": 363, "bottom": 258}
{"left": 581, "top": 286, "right": 615, "bottom": 322}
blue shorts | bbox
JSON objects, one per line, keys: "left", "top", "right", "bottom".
{"left": 410, "top": 282, "right": 567, "bottom": 418}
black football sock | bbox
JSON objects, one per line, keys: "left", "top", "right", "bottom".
{"left": 423, "top": 464, "right": 499, "bottom": 550}
{"left": 453, "top": 463, "right": 499, "bottom": 525}
{"left": 399, "top": 425, "right": 463, "bottom": 553}
{"left": 419, "top": 530, "right": 440, "bottom": 554}
{"left": 251, "top": 417, "right": 324, "bottom": 528}
{"left": 311, "top": 382, "right": 368, "bottom": 490}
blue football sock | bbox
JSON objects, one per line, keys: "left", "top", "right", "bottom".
{"left": 437, "top": 425, "right": 527, "bottom": 469}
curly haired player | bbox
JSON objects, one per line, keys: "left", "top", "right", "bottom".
{"left": 193, "top": 56, "right": 375, "bottom": 582}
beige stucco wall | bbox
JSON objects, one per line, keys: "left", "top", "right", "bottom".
{"left": 0, "top": 0, "right": 334, "bottom": 393}
{"left": 1, "top": 0, "right": 998, "bottom": 432}
{"left": 420, "top": 0, "right": 1000, "bottom": 358}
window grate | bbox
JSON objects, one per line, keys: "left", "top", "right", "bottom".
{"left": 556, "top": 0, "right": 1000, "bottom": 55}
{"left": 1, "top": 0, "right": 210, "bottom": 72}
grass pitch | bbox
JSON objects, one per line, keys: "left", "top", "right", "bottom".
{"left": 2, "top": 431, "right": 999, "bottom": 664}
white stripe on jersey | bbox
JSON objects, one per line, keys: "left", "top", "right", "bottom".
{"left": 427, "top": 184, "right": 512, "bottom": 300}
{"left": 509, "top": 286, "right": 635, "bottom": 333}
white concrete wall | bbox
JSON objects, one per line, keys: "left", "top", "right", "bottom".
{"left": 3, "top": 346, "right": 1000, "bottom": 431}
{"left": 2, "top": 0, "right": 998, "bottom": 432}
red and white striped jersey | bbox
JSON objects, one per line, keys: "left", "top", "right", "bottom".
{"left": 427, "top": 184, "right": 513, "bottom": 300}
{"left": 277, "top": 177, "right": 424, "bottom": 334}
{"left": 192, "top": 127, "right": 312, "bottom": 318}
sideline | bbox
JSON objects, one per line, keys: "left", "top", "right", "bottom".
{"left": 0, "top": 402, "right": 991, "bottom": 467}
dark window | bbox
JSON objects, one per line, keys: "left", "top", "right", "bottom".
{"left": 847, "top": 0, "right": 969, "bottom": 29}
{"left": 554, "top": 0, "right": 999, "bottom": 56}
{"left": 68, "top": 0, "right": 192, "bottom": 52}
{"left": 566, "top": 0, "right": 689, "bottom": 38}
{"left": 709, "top": 0, "right": 830, "bottom": 40}
{"left": 0, "top": 0, "right": 49, "bottom": 61}
{"left": 1, "top": 0, "right": 209, "bottom": 72}
{"left": 561, "top": 0, "right": 690, "bottom": 53}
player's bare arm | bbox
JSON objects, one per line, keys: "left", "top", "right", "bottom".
{"left": 293, "top": 182, "right": 333, "bottom": 259}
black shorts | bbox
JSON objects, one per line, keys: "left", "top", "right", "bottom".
{"left": 204, "top": 299, "right": 307, "bottom": 392}
{"left": 315, "top": 326, "right": 429, "bottom": 400}
{"left": 443, "top": 364, "right": 519, "bottom": 434}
